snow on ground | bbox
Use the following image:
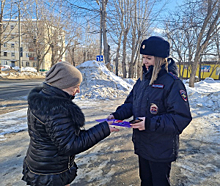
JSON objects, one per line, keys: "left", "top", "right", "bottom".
{"left": 0, "top": 109, "right": 27, "bottom": 141}
{"left": 1, "top": 66, "right": 37, "bottom": 72}
{"left": 0, "top": 61, "right": 220, "bottom": 140}
{"left": 0, "top": 60, "right": 219, "bottom": 139}
{"left": 185, "top": 78, "right": 220, "bottom": 112}
{"left": 0, "top": 66, "right": 45, "bottom": 79}
{"left": 0, "top": 60, "right": 220, "bottom": 185}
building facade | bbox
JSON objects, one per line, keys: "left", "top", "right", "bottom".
{"left": 177, "top": 61, "right": 220, "bottom": 80}
{"left": 1, "top": 20, "right": 65, "bottom": 71}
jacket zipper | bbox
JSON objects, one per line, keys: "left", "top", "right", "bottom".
{"left": 68, "top": 156, "right": 71, "bottom": 170}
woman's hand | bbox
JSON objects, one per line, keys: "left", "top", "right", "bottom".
{"left": 106, "top": 115, "right": 119, "bottom": 132}
{"left": 130, "top": 117, "right": 145, "bottom": 131}
{"left": 107, "top": 120, "right": 119, "bottom": 132}
{"left": 109, "top": 126, "right": 119, "bottom": 132}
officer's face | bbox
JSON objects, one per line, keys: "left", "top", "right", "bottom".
{"left": 142, "top": 55, "right": 155, "bottom": 70}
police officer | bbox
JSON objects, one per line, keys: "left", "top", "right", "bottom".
{"left": 108, "top": 36, "right": 192, "bottom": 186}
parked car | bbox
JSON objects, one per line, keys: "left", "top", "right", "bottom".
{"left": 0, "top": 65, "right": 11, "bottom": 71}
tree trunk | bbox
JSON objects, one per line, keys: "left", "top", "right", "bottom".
{"left": 189, "top": 0, "right": 220, "bottom": 87}
{"left": 102, "top": 0, "right": 108, "bottom": 66}
{"left": 115, "top": 35, "right": 122, "bottom": 76}
{"left": 122, "top": 29, "right": 128, "bottom": 78}
{"left": 72, "top": 47, "right": 75, "bottom": 66}
{"left": 189, "top": 54, "right": 200, "bottom": 87}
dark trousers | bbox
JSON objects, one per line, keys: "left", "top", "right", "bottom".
{"left": 138, "top": 156, "right": 171, "bottom": 186}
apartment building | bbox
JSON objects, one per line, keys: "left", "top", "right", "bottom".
{"left": 1, "top": 19, "right": 65, "bottom": 71}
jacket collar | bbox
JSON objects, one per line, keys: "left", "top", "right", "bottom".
{"left": 142, "top": 65, "right": 153, "bottom": 80}
{"left": 41, "top": 83, "right": 75, "bottom": 100}
{"left": 142, "top": 65, "right": 167, "bottom": 80}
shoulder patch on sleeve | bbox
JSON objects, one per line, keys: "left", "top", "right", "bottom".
{"left": 180, "top": 90, "right": 187, "bottom": 101}
{"left": 168, "top": 72, "right": 179, "bottom": 80}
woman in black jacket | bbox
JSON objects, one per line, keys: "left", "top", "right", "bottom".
{"left": 108, "top": 36, "right": 192, "bottom": 186}
{"left": 22, "top": 62, "right": 119, "bottom": 186}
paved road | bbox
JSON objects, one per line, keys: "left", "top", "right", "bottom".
{"left": 0, "top": 79, "right": 44, "bottom": 114}
{"left": 0, "top": 79, "right": 44, "bottom": 100}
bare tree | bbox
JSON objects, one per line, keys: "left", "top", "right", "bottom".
{"left": 128, "top": 0, "right": 160, "bottom": 78}
{"left": 22, "top": 0, "right": 83, "bottom": 71}
{"left": 165, "top": 0, "right": 220, "bottom": 85}
{"left": 189, "top": 0, "right": 220, "bottom": 87}
{"left": 108, "top": 0, "right": 167, "bottom": 78}
{"left": 108, "top": 0, "right": 124, "bottom": 76}
{"left": 165, "top": 15, "right": 197, "bottom": 79}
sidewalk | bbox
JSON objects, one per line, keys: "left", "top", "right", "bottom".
{"left": 1, "top": 99, "right": 220, "bottom": 186}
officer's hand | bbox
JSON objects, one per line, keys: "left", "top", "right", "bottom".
{"left": 130, "top": 117, "right": 145, "bottom": 131}
{"left": 107, "top": 114, "right": 115, "bottom": 120}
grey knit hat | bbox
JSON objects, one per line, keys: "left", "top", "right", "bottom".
{"left": 45, "top": 62, "right": 83, "bottom": 89}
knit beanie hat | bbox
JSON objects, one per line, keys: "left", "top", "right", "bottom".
{"left": 140, "top": 36, "right": 170, "bottom": 58}
{"left": 45, "top": 62, "right": 83, "bottom": 89}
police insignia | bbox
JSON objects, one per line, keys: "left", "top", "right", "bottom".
{"left": 180, "top": 90, "right": 187, "bottom": 101}
{"left": 150, "top": 103, "right": 158, "bottom": 114}
{"left": 142, "top": 45, "right": 145, "bottom": 49}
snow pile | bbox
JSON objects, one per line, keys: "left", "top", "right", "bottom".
{"left": 21, "top": 67, "right": 37, "bottom": 72}
{"left": 76, "top": 61, "right": 133, "bottom": 99}
{"left": 0, "top": 108, "right": 27, "bottom": 140}
{"left": 1, "top": 66, "right": 37, "bottom": 72}
{"left": 186, "top": 79, "right": 220, "bottom": 112}
{"left": 0, "top": 68, "right": 45, "bottom": 79}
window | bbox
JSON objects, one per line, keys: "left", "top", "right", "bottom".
{"left": 3, "top": 24, "right": 6, "bottom": 29}
{"left": 11, "top": 52, "right": 15, "bottom": 57}
{"left": 11, "top": 43, "right": 15, "bottom": 48}
{"left": 11, "top": 25, "right": 14, "bottom": 30}
{"left": 3, "top": 35, "right": 7, "bottom": 39}
{"left": 4, "top": 52, "right": 7, "bottom": 57}
{"left": 26, "top": 62, "right": 30, "bottom": 66}
{"left": 26, "top": 53, "right": 29, "bottom": 57}
{"left": 11, "top": 35, "right": 14, "bottom": 39}
{"left": 11, "top": 61, "right": 15, "bottom": 67}
{"left": 3, "top": 43, "right": 7, "bottom": 47}
{"left": 33, "top": 62, "right": 36, "bottom": 67}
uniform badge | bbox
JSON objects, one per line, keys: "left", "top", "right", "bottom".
{"left": 150, "top": 103, "right": 158, "bottom": 114}
{"left": 180, "top": 90, "right": 187, "bottom": 101}
{"left": 142, "top": 44, "right": 145, "bottom": 49}
{"left": 152, "top": 84, "right": 164, "bottom": 88}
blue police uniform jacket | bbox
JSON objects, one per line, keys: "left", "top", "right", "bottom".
{"left": 112, "top": 62, "right": 192, "bottom": 162}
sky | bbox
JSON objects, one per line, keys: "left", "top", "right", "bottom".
{"left": 151, "top": 0, "right": 185, "bottom": 33}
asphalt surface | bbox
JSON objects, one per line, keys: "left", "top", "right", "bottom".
{"left": 0, "top": 79, "right": 44, "bottom": 100}
{"left": 0, "top": 79, "right": 44, "bottom": 114}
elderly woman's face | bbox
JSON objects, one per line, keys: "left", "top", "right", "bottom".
{"left": 142, "top": 55, "right": 155, "bottom": 70}
{"left": 62, "top": 84, "right": 80, "bottom": 96}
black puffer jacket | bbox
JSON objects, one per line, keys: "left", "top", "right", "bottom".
{"left": 112, "top": 61, "right": 192, "bottom": 162}
{"left": 22, "top": 83, "right": 110, "bottom": 186}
